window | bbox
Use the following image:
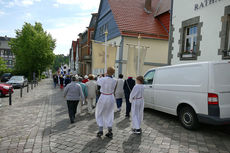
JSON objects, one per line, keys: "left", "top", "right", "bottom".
{"left": 219, "top": 6, "right": 230, "bottom": 59}
{"left": 178, "top": 16, "right": 203, "bottom": 60}
{"left": 8, "top": 60, "right": 12, "bottom": 65}
{"left": 144, "top": 70, "right": 155, "bottom": 85}
{"left": 99, "top": 23, "right": 109, "bottom": 36}
{"left": 228, "top": 17, "right": 230, "bottom": 51}
{"left": 223, "top": 15, "right": 230, "bottom": 57}
{"left": 183, "top": 25, "right": 197, "bottom": 56}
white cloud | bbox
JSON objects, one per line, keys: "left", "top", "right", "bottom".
{"left": 47, "top": 16, "right": 92, "bottom": 55}
{"left": 56, "top": 0, "right": 100, "bottom": 10}
{"left": 22, "top": 0, "right": 34, "bottom": 6}
{"left": 25, "top": 13, "right": 32, "bottom": 20}
{"left": 0, "top": 10, "right": 5, "bottom": 16}
{"left": 5, "top": 0, "right": 41, "bottom": 7}
{"left": 53, "top": 3, "right": 59, "bottom": 8}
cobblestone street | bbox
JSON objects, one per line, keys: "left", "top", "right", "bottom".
{"left": 0, "top": 79, "right": 230, "bottom": 153}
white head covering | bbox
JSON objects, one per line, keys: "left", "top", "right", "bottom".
{"left": 84, "top": 75, "right": 88, "bottom": 79}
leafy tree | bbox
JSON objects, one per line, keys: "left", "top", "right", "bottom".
{"left": 0, "top": 57, "right": 7, "bottom": 75}
{"left": 9, "top": 22, "right": 56, "bottom": 80}
{"left": 52, "top": 54, "right": 69, "bottom": 72}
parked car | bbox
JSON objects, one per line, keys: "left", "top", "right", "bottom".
{"left": 1, "top": 73, "right": 12, "bottom": 82}
{"left": 6, "top": 76, "right": 28, "bottom": 89}
{"left": 0, "top": 83, "right": 13, "bottom": 97}
{"left": 143, "top": 61, "right": 230, "bottom": 130}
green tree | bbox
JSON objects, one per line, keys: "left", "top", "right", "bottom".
{"left": 9, "top": 22, "right": 56, "bottom": 80}
{"left": 0, "top": 57, "right": 7, "bottom": 75}
{"left": 52, "top": 54, "right": 69, "bottom": 72}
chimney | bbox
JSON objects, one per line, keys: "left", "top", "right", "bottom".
{"left": 144, "top": 0, "right": 152, "bottom": 14}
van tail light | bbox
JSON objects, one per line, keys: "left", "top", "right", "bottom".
{"left": 208, "top": 93, "right": 219, "bottom": 105}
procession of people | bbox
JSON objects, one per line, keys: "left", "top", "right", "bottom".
{"left": 53, "top": 67, "right": 145, "bottom": 138}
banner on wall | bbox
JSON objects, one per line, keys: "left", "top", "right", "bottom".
{"left": 126, "top": 45, "right": 147, "bottom": 77}
{"left": 92, "top": 41, "right": 117, "bottom": 69}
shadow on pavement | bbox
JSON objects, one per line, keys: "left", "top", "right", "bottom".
{"left": 122, "top": 134, "right": 142, "bottom": 152}
{"left": 49, "top": 118, "right": 75, "bottom": 135}
{"left": 87, "top": 121, "right": 98, "bottom": 133}
{"left": 81, "top": 137, "right": 111, "bottom": 152}
{"left": 116, "top": 118, "right": 131, "bottom": 130}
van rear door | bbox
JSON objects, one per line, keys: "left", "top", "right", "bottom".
{"left": 211, "top": 62, "right": 230, "bottom": 118}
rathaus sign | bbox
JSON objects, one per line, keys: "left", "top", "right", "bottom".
{"left": 194, "top": 0, "right": 223, "bottom": 11}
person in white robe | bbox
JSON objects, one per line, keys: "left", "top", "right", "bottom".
{"left": 86, "top": 74, "right": 97, "bottom": 114}
{"left": 95, "top": 67, "right": 117, "bottom": 138}
{"left": 129, "top": 76, "right": 145, "bottom": 134}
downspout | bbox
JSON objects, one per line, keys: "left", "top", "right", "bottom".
{"left": 168, "top": 0, "right": 174, "bottom": 65}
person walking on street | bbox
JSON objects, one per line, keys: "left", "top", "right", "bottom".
{"left": 115, "top": 74, "right": 124, "bottom": 112}
{"left": 64, "top": 76, "right": 85, "bottom": 123}
{"left": 64, "top": 75, "right": 71, "bottom": 87}
{"left": 129, "top": 76, "right": 145, "bottom": 134}
{"left": 96, "top": 67, "right": 117, "bottom": 138}
{"left": 53, "top": 74, "right": 58, "bottom": 88}
{"left": 77, "top": 77, "right": 88, "bottom": 114}
{"left": 60, "top": 75, "right": 64, "bottom": 89}
{"left": 123, "top": 77, "right": 135, "bottom": 117}
{"left": 86, "top": 74, "right": 97, "bottom": 114}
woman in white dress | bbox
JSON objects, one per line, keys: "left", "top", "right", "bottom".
{"left": 129, "top": 76, "right": 145, "bottom": 134}
{"left": 95, "top": 67, "right": 117, "bottom": 138}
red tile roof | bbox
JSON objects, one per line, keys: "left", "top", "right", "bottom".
{"left": 108, "top": 0, "right": 170, "bottom": 40}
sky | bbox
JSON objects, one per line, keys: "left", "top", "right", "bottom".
{"left": 0, "top": 0, "right": 100, "bottom": 55}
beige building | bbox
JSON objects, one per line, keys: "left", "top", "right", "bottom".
{"left": 93, "top": 0, "right": 171, "bottom": 78}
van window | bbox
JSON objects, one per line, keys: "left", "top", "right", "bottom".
{"left": 144, "top": 70, "right": 155, "bottom": 85}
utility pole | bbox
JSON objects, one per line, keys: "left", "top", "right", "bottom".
{"left": 137, "top": 34, "right": 141, "bottom": 76}
{"left": 104, "top": 29, "right": 108, "bottom": 73}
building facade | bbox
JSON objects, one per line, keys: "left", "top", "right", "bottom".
{"left": 77, "top": 13, "right": 98, "bottom": 76}
{"left": 93, "top": 0, "right": 171, "bottom": 78}
{"left": 169, "top": 0, "right": 230, "bottom": 65}
{"left": 69, "top": 41, "right": 78, "bottom": 75}
{"left": 0, "top": 36, "right": 15, "bottom": 69}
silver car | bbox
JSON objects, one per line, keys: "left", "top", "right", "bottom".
{"left": 6, "top": 76, "right": 28, "bottom": 89}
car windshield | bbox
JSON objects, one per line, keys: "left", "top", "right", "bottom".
{"left": 10, "top": 76, "right": 23, "bottom": 81}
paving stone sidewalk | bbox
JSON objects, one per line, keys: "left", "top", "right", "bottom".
{"left": 0, "top": 79, "right": 230, "bottom": 153}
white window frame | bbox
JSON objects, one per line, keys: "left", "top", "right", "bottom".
{"left": 183, "top": 25, "right": 198, "bottom": 58}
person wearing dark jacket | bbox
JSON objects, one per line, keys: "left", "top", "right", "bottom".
{"left": 53, "top": 74, "right": 58, "bottom": 88}
{"left": 64, "top": 75, "right": 71, "bottom": 87}
{"left": 123, "top": 77, "right": 135, "bottom": 117}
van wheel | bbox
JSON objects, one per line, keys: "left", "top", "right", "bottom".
{"left": 179, "top": 106, "right": 199, "bottom": 130}
{"left": 0, "top": 91, "right": 2, "bottom": 97}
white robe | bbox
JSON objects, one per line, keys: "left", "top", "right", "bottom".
{"left": 95, "top": 76, "right": 117, "bottom": 128}
{"left": 129, "top": 84, "right": 144, "bottom": 129}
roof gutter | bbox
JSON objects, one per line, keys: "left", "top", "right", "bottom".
{"left": 121, "top": 30, "right": 168, "bottom": 40}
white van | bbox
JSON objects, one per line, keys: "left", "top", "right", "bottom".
{"left": 143, "top": 61, "right": 230, "bottom": 130}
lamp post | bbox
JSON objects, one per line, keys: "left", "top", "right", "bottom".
{"left": 137, "top": 34, "right": 141, "bottom": 76}
{"left": 104, "top": 29, "right": 108, "bottom": 73}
